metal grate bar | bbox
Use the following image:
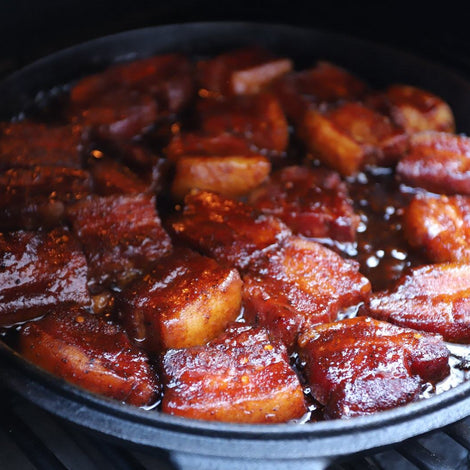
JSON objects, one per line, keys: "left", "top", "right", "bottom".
{"left": 397, "top": 441, "right": 455, "bottom": 470}
{"left": 0, "top": 426, "right": 37, "bottom": 470}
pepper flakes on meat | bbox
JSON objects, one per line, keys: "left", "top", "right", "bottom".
{"left": 249, "top": 165, "right": 360, "bottom": 242}
{"left": 0, "top": 166, "right": 92, "bottom": 230}
{"left": 66, "top": 193, "right": 172, "bottom": 293}
{"left": 0, "top": 121, "right": 84, "bottom": 170}
{"left": 298, "top": 316, "right": 450, "bottom": 419}
{"left": 19, "top": 306, "right": 159, "bottom": 407}
{"left": 117, "top": 248, "right": 242, "bottom": 353}
{"left": 170, "top": 189, "right": 291, "bottom": 272}
{"left": 367, "top": 262, "right": 470, "bottom": 343}
{"left": 0, "top": 228, "right": 91, "bottom": 327}
{"left": 197, "top": 93, "right": 289, "bottom": 155}
{"left": 243, "top": 235, "right": 371, "bottom": 349}
{"left": 161, "top": 323, "right": 307, "bottom": 423}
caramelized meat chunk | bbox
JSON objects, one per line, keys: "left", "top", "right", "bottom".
{"left": 70, "top": 53, "right": 194, "bottom": 116}
{"left": 249, "top": 165, "right": 360, "bottom": 241}
{"left": 368, "top": 85, "right": 455, "bottom": 135}
{"left": 118, "top": 248, "right": 242, "bottom": 353}
{"left": 271, "top": 61, "right": 368, "bottom": 124}
{"left": 197, "top": 46, "right": 292, "bottom": 96}
{"left": 299, "top": 317, "right": 450, "bottom": 419}
{"left": 403, "top": 194, "right": 470, "bottom": 262}
{"left": 243, "top": 235, "right": 371, "bottom": 349}
{"left": 0, "top": 121, "right": 83, "bottom": 170}
{"left": 0, "top": 166, "right": 92, "bottom": 229}
{"left": 170, "top": 190, "right": 291, "bottom": 271}
{"left": 0, "top": 228, "right": 90, "bottom": 327}
{"left": 71, "top": 88, "right": 158, "bottom": 141}
{"left": 19, "top": 307, "right": 158, "bottom": 406}
{"left": 161, "top": 323, "right": 307, "bottom": 423}
{"left": 171, "top": 155, "right": 271, "bottom": 200}
{"left": 164, "top": 131, "right": 257, "bottom": 161}
{"left": 67, "top": 194, "right": 172, "bottom": 292}
{"left": 197, "top": 93, "right": 289, "bottom": 154}
{"left": 89, "top": 158, "right": 150, "bottom": 195}
{"left": 368, "top": 262, "right": 470, "bottom": 343}
{"left": 397, "top": 131, "right": 470, "bottom": 194}
{"left": 301, "top": 102, "right": 407, "bottom": 175}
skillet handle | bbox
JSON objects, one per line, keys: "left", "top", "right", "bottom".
{"left": 169, "top": 451, "right": 331, "bottom": 470}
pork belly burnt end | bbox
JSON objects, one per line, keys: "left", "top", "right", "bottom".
{"left": 117, "top": 248, "right": 242, "bottom": 353}
{"left": 0, "top": 121, "right": 83, "bottom": 170}
{"left": 70, "top": 53, "right": 195, "bottom": 117}
{"left": 0, "top": 166, "right": 92, "bottom": 230}
{"left": 171, "top": 155, "right": 271, "bottom": 200}
{"left": 249, "top": 165, "right": 359, "bottom": 241}
{"left": 299, "top": 317, "right": 450, "bottom": 419}
{"left": 170, "top": 190, "right": 291, "bottom": 271}
{"left": 0, "top": 228, "right": 90, "bottom": 327}
{"left": 197, "top": 46, "right": 292, "bottom": 96}
{"left": 19, "top": 307, "right": 158, "bottom": 406}
{"left": 397, "top": 132, "right": 470, "bottom": 194}
{"left": 368, "top": 262, "right": 470, "bottom": 343}
{"left": 161, "top": 323, "right": 307, "bottom": 423}
{"left": 301, "top": 101, "right": 407, "bottom": 175}
{"left": 403, "top": 194, "right": 470, "bottom": 262}
{"left": 67, "top": 193, "right": 172, "bottom": 292}
{"left": 271, "top": 61, "right": 368, "bottom": 125}
{"left": 197, "top": 93, "right": 289, "bottom": 154}
{"left": 368, "top": 85, "right": 455, "bottom": 135}
{"left": 243, "top": 235, "right": 371, "bottom": 349}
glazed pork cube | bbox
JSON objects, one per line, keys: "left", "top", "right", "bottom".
{"left": 0, "top": 166, "right": 92, "bottom": 230}
{"left": 171, "top": 155, "right": 271, "bottom": 200}
{"left": 397, "top": 131, "right": 470, "bottom": 194}
{"left": 0, "top": 228, "right": 90, "bottom": 327}
{"left": 197, "top": 93, "right": 289, "bottom": 154}
{"left": 70, "top": 88, "right": 158, "bottom": 141}
{"left": 271, "top": 61, "right": 368, "bottom": 124}
{"left": 70, "top": 53, "right": 195, "bottom": 116}
{"left": 249, "top": 165, "right": 360, "bottom": 241}
{"left": 67, "top": 193, "right": 172, "bottom": 292}
{"left": 300, "top": 101, "right": 407, "bottom": 176}
{"left": 368, "top": 262, "right": 470, "bottom": 343}
{"left": 170, "top": 190, "right": 291, "bottom": 271}
{"left": 89, "top": 158, "right": 150, "bottom": 195}
{"left": 161, "top": 323, "right": 307, "bottom": 423}
{"left": 299, "top": 317, "right": 450, "bottom": 419}
{"left": 19, "top": 306, "right": 158, "bottom": 406}
{"left": 368, "top": 85, "right": 455, "bottom": 135}
{"left": 403, "top": 194, "right": 470, "bottom": 262}
{"left": 243, "top": 235, "right": 371, "bottom": 349}
{"left": 197, "top": 46, "right": 292, "bottom": 96}
{"left": 0, "top": 121, "right": 83, "bottom": 170}
{"left": 118, "top": 248, "right": 242, "bottom": 353}
{"left": 164, "top": 132, "right": 257, "bottom": 161}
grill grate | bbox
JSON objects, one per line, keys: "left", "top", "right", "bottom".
{"left": 1, "top": 386, "right": 470, "bottom": 470}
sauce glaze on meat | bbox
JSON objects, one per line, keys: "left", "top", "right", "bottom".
{"left": 1, "top": 46, "right": 470, "bottom": 423}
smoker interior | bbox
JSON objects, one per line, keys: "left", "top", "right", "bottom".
{"left": 2, "top": 4, "right": 470, "bottom": 470}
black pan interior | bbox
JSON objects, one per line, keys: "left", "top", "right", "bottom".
{"left": 2, "top": 21, "right": 470, "bottom": 467}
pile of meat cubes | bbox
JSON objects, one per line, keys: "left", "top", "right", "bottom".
{"left": 1, "top": 46, "right": 468, "bottom": 422}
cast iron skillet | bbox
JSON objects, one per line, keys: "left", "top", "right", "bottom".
{"left": 2, "top": 22, "right": 470, "bottom": 470}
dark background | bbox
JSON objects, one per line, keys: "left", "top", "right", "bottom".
{"left": 1, "top": 1, "right": 469, "bottom": 79}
